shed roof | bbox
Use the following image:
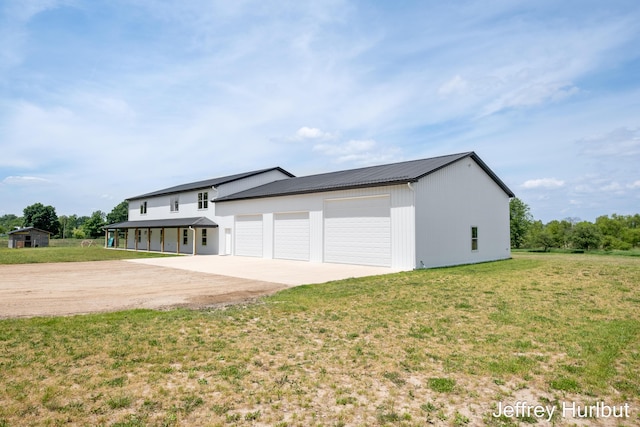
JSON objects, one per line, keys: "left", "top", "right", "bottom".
{"left": 128, "top": 167, "right": 294, "bottom": 200}
{"left": 8, "top": 227, "right": 51, "bottom": 235}
{"left": 103, "top": 217, "right": 218, "bottom": 230}
{"left": 216, "top": 152, "right": 514, "bottom": 202}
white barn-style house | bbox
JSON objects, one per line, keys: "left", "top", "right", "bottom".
{"left": 104, "top": 152, "right": 514, "bottom": 269}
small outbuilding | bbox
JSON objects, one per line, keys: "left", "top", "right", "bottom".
{"left": 8, "top": 227, "right": 51, "bottom": 249}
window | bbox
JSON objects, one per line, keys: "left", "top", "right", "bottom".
{"left": 471, "top": 226, "right": 478, "bottom": 251}
{"left": 202, "top": 229, "right": 207, "bottom": 246}
{"left": 183, "top": 229, "right": 188, "bottom": 245}
{"left": 170, "top": 196, "right": 179, "bottom": 212}
{"left": 140, "top": 201, "right": 147, "bottom": 215}
{"left": 137, "top": 230, "right": 141, "bottom": 243}
{"left": 198, "top": 192, "right": 208, "bottom": 210}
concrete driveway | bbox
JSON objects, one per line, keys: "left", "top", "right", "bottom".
{"left": 128, "top": 255, "right": 399, "bottom": 286}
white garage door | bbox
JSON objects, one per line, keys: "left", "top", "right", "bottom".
{"left": 324, "top": 195, "right": 391, "bottom": 267}
{"left": 235, "top": 215, "right": 263, "bottom": 257}
{"left": 274, "top": 212, "right": 310, "bottom": 261}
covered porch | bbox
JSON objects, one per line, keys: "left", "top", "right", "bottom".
{"left": 102, "top": 217, "right": 219, "bottom": 255}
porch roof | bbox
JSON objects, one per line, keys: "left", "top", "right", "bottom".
{"left": 103, "top": 217, "right": 218, "bottom": 230}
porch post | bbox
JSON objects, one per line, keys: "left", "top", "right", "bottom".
{"left": 135, "top": 228, "right": 138, "bottom": 251}
{"left": 125, "top": 229, "right": 128, "bottom": 249}
{"left": 147, "top": 227, "right": 151, "bottom": 251}
{"left": 192, "top": 227, "right": 197, "bottom": 255}
{"left": 177, "top": 227, "right": 180, "bottom": 254}
{"left": 161, "top": 227, "right": 165, "bottom": 253}
{"left": 104, "top": 229, "right": 108, "bottom": 248}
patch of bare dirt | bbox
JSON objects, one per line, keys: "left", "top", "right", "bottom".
{"left": 0, "top": 261, "right": 287, "bottom": 318}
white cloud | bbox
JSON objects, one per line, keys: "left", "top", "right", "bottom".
{"left": 294, "top": 126, "right": 333, "bottom": 140}
{"left": 312, "top": 139, "right": 401, "bottom": 165}
{"left": 2, "top": 176, "right": 52, "bottom": 185}
{"left": 438, "top": 75, "right": 468, "bottom": 96}
{"left": 578, "top": 127, "right": 640, "bottom": 157}
{"left": 521, "top": 178, "right": 565, "bottom": 189}
{"left": 600, "top": 181, "right": 623, "bottom": 192}
{"left": 629, "top": 180, "right": 640, "bottom": 189}
{"left": 481, "top": 82, "right": 580, "bottom": 117}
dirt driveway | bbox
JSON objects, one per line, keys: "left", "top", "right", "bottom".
{"left": 0, "top": 261, "right": 287, "bottom": 319}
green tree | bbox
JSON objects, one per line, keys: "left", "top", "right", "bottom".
{"left": 595, "top": 215, "right": 624, "bottom": 239}
{"left": 77, "top": 216, "right": 89, "bottom": 227}
{"left": 510, "top": 197, "right": 532, "bottom": 248}
{"left": 106, "top": 201, "right": 129, "bottom": 224}
{"left": 570, "top": 221, "right": 602, "bottom": 251}
{"left": 545, "top": 220, "right": 569, "bottom": 249}
{"left": 0, "top": 214, "right": 23, "bottom": 234}
{"left": 23, "top": 203, "right": 60, "bottom": 235}
{"left": 58, "top": 214, "right": 81, "bottom": 239}
{"left": 526, "top": 220, "right": 554, "bottom": 252}
{"left": 82, "top": 211, "right": 106, "bottom": 239}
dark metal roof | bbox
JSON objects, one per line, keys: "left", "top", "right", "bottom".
{"left": 216, "top": 152, "right": 514, "bottom": 202}
{"left": 128, "top": 167, "right": 294, "bottom": 200}
{"left": 8, "top": 227, "right": 52, "bottom": 235}
{"left": 103, "top": 217, "right": 218, "bottom": 229}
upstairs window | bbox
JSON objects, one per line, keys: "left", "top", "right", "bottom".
{"left": 198, "top": 192, "right": 208, "bottom": 210}
{"left": 170, "top": 196, "right": 179, "bottom": 212}
{"left": 140, "top": 201, "right": 147, "bottom": 215}
{"left": 471, "top": 226, "right": 478, "bottom": 251}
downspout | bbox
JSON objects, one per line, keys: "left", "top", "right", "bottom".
{"left": 189, "top": 226, "right": 197, "bottom": 256}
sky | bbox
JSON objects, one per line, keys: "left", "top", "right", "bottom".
{"left": 1, "top": 0, "right": 639, "bottom": 223}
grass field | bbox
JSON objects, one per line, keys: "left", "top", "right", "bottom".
{"left": 0, "top": 241, "right": 174, "bottom": 264}
{"left": 0, "top": 253, "right": 639, "bottom": 426}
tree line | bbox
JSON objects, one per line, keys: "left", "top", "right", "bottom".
{"left": 0, "top": 201, "right": 128, "bottom": 239}
{"left": 510, "top": 198, "right": 640, "bottom": 251}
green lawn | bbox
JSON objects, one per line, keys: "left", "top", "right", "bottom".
{"left": 0, "top": 253, "right": 639, "bottom": 426}
{"left": 0, "top": 245, "right": 174, "bottom": 264}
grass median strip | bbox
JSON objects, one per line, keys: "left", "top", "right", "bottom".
{"left": 0, "top": 253, "right": 638, "bottom": 426}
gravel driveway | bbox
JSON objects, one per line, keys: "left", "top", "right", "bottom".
{"left": 0, "top": 260, "right": 287, "bottom": 318}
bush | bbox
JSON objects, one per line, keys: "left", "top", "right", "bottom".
{"left": 602, "top": 236, "right": 632, "bottom": 251}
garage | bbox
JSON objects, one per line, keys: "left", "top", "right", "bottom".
{"left": 274, "top": 212, "right": 310, "bottom": 261}
{"left": 324, "top": 195, "right": 391, "bottom": 267}
{"left": 235, "top": 215, "right": 263, "bottom": 257}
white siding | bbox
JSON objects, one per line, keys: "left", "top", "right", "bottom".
{"left": 128, "top": 191, "right": 211, "bottom": 221}
{"left": 414, "top": 157, "right": 511, "bottom": 268}
{"left": 127, "top": 169, "right": 290, "bottom": 222}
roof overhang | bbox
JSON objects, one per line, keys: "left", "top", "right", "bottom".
{"left": 8, "top": 227, "right": 51, "bottom": 235}
{"left": 103, "top": 217, "right": 218, "bottom": 230}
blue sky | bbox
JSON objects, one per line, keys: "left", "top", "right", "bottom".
{"left": 1, "top": 0, "right": 639, "bottom": 222}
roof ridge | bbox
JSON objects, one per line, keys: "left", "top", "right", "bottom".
{"left": 128, "top": 167, "right": 293, "bottom": 200}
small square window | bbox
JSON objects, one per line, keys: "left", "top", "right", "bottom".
{"left": 471, "top": 226, "right": 478, "bottom": 251}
